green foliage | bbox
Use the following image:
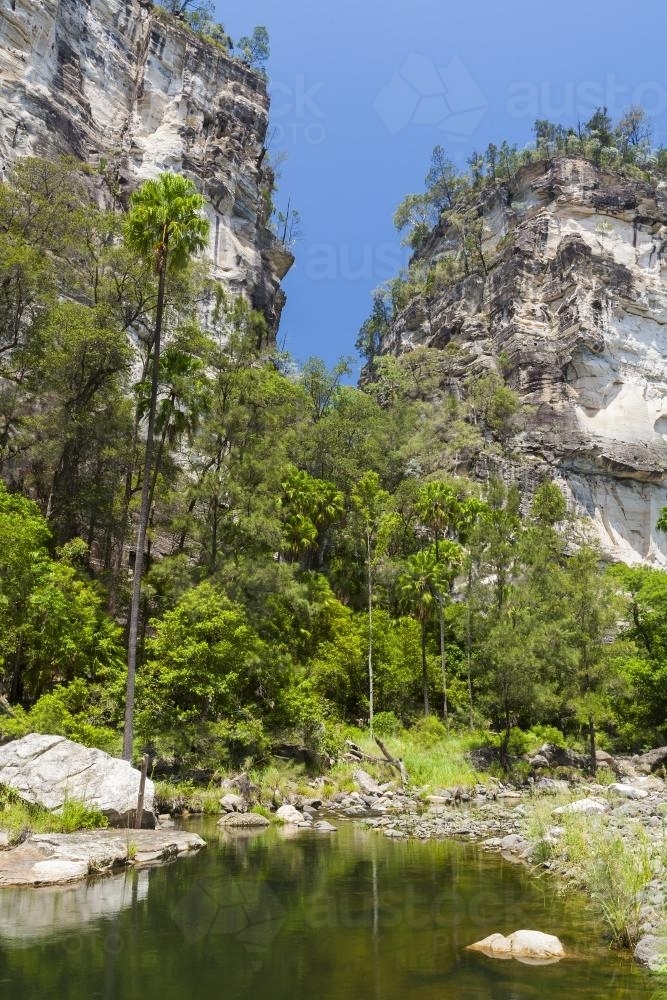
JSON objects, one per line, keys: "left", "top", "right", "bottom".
{"left": 0, "top": 785, "right": 107, "bottom": 839}
{"left": 0, "top": 144, "right": 663, "bottom": 783}
{"left": 372, "top": 711, "right": 404, "bottom": 738}
{"left": 0, "top": 482, "right": 125, "bottom": 704}
{"left": 0, "top": 680, "right": 122, "bottom": 755}
{"left": 237, "top": 26, "right": 270, "bottom": 70}
{"left": 409, "top": 715, "right": 448, "bottom": 747}
{"left": 137, "top": 581, "right": 275, "bottom": 768}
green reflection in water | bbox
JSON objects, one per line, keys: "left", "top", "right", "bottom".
{"left": 0, "top": 818, "right": 661, "bottom": 1000}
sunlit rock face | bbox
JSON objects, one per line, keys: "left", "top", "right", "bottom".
{"left": 384, "top": 157, "right": 667, "bottom": 564}
{"left": 0, "top": 0, "right": 292, "bottom": 331}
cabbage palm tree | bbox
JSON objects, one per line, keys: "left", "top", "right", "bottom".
{"left": 122, "top": 173, "right": 209, "bottom": 760}
{"left": 398, "top": 546, "right": 461, "bottom": 718}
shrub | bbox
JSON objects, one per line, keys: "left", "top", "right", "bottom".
{"left": 409, "top": 715, "right": 447, "bottom": 747}
{"left": 0, "top": 681, "right": 122, "bottom": 755}
{"left": 373, "top": 711, "right": 404, "bottom": 738}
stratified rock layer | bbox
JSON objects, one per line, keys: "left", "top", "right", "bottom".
{"left": 384, "top": 157, "right": 667, "bottom": 564}
{"left": 0, "top": 0, "right": 292, "bottom": 330}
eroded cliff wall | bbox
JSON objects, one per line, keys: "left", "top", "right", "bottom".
{"left": 0, "top": 0, "right": 292, "bottom": 329}
{"left": 385, "top": 157, "right": 667, "bottom": 565}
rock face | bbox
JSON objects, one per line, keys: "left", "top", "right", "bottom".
{"left": 0, "top": 0, "right": 292, "bottom": 332}
{"left": 383, "top": 156, "right": 667, "bottom": 564}
{"left": 0, "top": 734, "right": 155, "bottom": 827}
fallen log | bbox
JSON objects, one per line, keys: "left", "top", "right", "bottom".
{"left": 344, "top": 738, "right": 408, "bottom": 787}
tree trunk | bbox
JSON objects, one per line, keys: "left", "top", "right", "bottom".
{"left": 588, "top": 714, "right": 597, "bottom": 777}
{"left": 437, "top": 593, "right": 448, "bottom": 725}
{"left": 500, "top": 712, "right": 511, "bottom": 771}
{"left": 123, "top": 263, "right": 167, "bottom": 761}
{"left": 466, "top": 564, "right": 474, "bottom": 729}
{"left": 421, "top": 620, "right": 429, "bottom": 716}
{"left": 367, "top": 531, "right": 374, "bottom": 735}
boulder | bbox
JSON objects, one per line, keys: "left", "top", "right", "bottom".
{"left": 528, "top": 754, "right": 550, "bottom": 769}
{"left": 552, "top": 798, "right": 608, "bottom": 816}
{"left": 499, "top": 834, "right": 528, "bottom": 854}
{"left": 353, "top": 769, "right": 382, "bottom": 795}
{"left": 0, "top": 734, "right": 155, "bottom": 828}
{"left": 467, "top": 929, "right": 565, "bottom": 964}
{"left": 217, "top": 811, "right": 269, "bottom": 828}
{"left": 313, "top": 821, "right": 337, "bottom": 833}
{"left": 595, "top": 750, "right": 621, "bottom": 773}
{"left": 608, "top": 783, "right": 649, "bottom": 800}
{"left": 535, "top": 777, "right": 570, "bottom": 795}
{"left": 275, "top": 804, "right": 307, "bottom": 825}
{"left": 532, "top": 743, "right": 590, "bottom": 770}
{"left": 634, "top": 935, "right": 667, "bottom": 972}
{"left": 219, "top": 793, "right": 247, "bottom": 813}
{"left": 636, "top": 747, "right": 667, "bottom": 775}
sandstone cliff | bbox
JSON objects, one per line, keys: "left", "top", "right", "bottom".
{"left": 384, "top": 157, "right": 667, "bottom": 565}
{"left": 0, "top": 0, "right": 292, "bottom": 330}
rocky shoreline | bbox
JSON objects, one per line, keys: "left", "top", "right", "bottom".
{"left": 0, "top": 827, "right": 205, "bottom": 888}
{"left": 313, "top": 764, "right": 667, "bottom": 974}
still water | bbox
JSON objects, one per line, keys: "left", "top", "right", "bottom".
{"left": 0, "top": 818, "right": 658, "bottom": 1000}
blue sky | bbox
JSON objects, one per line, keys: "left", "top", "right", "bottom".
{"left": 221, "top": 0, "right": 667, "bottom": 375}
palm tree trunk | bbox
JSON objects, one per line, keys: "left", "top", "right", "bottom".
{"left": 437, "top": 594, "right": 447, "bottom": 725}
{"left": 123, "top": 263, "right": 166, "bottom": 761}
{"left": 466, "top": 563, "right": 474, "bottom": 729}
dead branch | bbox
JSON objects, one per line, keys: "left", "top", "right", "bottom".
{"left": 344, "top": 739, "right": 408, "bottom": 787}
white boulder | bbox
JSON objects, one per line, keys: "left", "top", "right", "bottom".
{"left": 275, "top": 804, "right": 308, "bottom": 825}
{"left": 467, "top": 929, "right": 565, "bottom": 963}
{"left": 0, "top": 734, "right": 155, "bottom": 827}
{"left": 608, "top": 783, "right": 649, "bottom": 800}
{"left": 219, "top": 793, "right": 247, "bottom": 813}
{"left": 552, "top": 798, "right": 608, "bottom": 816}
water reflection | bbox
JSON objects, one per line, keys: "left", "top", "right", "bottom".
{"left": 0, "top": 820, "right": 657, "bottom": 1000}
{"left": 0, "top": 869, "right": 149, "bottom": 944}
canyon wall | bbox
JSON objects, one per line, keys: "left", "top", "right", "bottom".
{"left": 0, "top": 0, "right": 291, "bottom": 329}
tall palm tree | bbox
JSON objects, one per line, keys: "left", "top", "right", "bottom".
{"left": 122, "top": 173, "right": 209, "bottom": 760}
{"left": 415, "top": 481, "right": 464, "bottom": 724}
{"left": 398, "top": 547, "right": 460, "bottom": 718}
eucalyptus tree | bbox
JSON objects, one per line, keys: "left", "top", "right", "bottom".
{"left": 122, "top": 173, "right": 209, "bottom": 761}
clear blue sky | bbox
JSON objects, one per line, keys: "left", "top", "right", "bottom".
{"left": 221, "top": 0, "right": 667, "bottom": 375}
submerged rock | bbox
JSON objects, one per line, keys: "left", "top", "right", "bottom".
{"left": 0, "top": 734, "right": 155, "bottom": 827}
